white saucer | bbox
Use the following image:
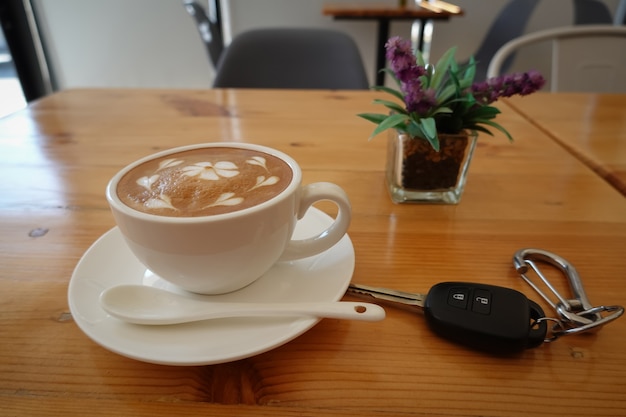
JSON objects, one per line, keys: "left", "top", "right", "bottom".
{"left": 68, "top": 208, "right": 355, "bottom": 366}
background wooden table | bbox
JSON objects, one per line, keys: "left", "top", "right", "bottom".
{"left": 322, "top": 2, "right": 463, "bottom": 85}
{"left": 506, "top": 93, "right": 626, "bottom": 196}
{"left": 1, "top": 89, "right": 625, "bottom": 417}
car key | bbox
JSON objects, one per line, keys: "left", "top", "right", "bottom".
{"left": 347, "top": 282, "right": 547, "bottom": 353}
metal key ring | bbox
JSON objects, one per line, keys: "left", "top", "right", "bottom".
{"left": 513, "top": 248, "right": 624, "bottom": 336}
{"left": 533, "top": 317, "right": 566, "bottom": 342}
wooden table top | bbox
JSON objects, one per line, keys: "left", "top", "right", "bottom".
{"left": 506, "top": 93, "right": 626, "bottom": 196}
{"left": 322, "top": 1, "right": 463, "bottom": 19}
{"left": 1, "top": 89, "right": 625, "bottom": 417}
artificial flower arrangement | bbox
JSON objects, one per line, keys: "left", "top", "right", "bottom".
{"left": 358, "top": 36, "right": 546, "bottom": 151}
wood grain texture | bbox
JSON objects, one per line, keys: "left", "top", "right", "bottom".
{"left": 505, "top": 93, "right": 626, "bottom": 196}
{"left": 322, "top": 2, "right": 463, "bottom": 18}
{"left": 1, "top": 89, "right": 625, "bottom": 417}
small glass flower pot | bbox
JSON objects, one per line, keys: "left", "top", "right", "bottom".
{"left": 386, "top": 130, "right": 478, "bottom": 204}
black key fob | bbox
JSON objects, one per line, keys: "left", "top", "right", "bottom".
{"left": 424, "top": 282, "right": 547, "bottom": 353}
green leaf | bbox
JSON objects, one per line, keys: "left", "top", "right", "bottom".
{"left": 469, "top": 125, "right": 494, "bottom": 136}
{"left": 464, "top": 93, "right": 477, "bottom": 109}
{"left": 370, "top": 113, "right": 410, "bottom": 138}
{"left": 448, "top": 66, "right": 462, "bottom": 95}
{"left": 416, "top": 50, "right": 426, "bottom": 67}
{"left": 463, "top": 56, "right": 476, "bottom": 82}
{"left": 457, "top": 76, "right": 474, "bottom": 90}
{"left": 475, "top": 120, "right": 513, "bottom": 141}
{"left": 431, "top": 47, "right": 457, "bottom": 90}
{"left": 422, "top": 64, "right": 435, "bottom": 88}
{"left": 357, "top": 113, "right": 389, "bottom": 124}
{"left": 380, "top": 68, "right": 402, "bottom": 89}
{"left": 420, "top": 117, "right": 437, "bottom": 138}
{"left": 371, "top": 85, "right": 404, "bottom": 101}
{"left": 425, "top": 134, "right": 440, "bottom": 152}
{"left": 406, "top": 121, "right": 426, "bottom": 139}
{"left": 437, "top": 84, "right": 458, "bottom": 103}
{"left": 465, "top": 105, "right": 501, "bottom": 121}
{"left": 417, "top": 118, "right": 439, "bottom": 151}
{"left": 373, "top": 99, "right": 407, "bottom": 114}
{"left": 449, "top": 58, "right": 459, "bottom": 74}
{"left": 431, "top": 106, "right": 453, "bottom": 116}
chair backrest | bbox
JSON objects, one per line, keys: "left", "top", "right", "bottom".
{"left": 468, "top": 0, "right": 618, "bottom": 82}
{"left": 184, "top": 0, "right": 224, "bottom": 68}
{"left": 572, "top": 0, "right": 613, "bottom": 24}
{"left": 487, "top": 25, "right": 626, "bottom": 92}
{"left": 615, "top": 0, "right": 626, "bottom": 25}
{"left": 212, "top": 28, "right": 369, "bottom": 90}
{"left": 469, "top": 0, "right": 541, "bottom": 81}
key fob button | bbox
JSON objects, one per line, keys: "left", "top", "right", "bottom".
{"left": 472, "top": 289, "right": 491, "bottom": 315}
{"left": 447, "top": 287, "right": 469, "bottom": 309}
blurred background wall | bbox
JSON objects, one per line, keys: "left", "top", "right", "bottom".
{"left": 32, "top": 0, "right": 624, "bottom": 89}
{"left": 1, "top": 0, "right": 623, "bottom": 117}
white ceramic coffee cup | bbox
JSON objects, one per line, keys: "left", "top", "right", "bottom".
{"left": 106, "top": 143, "right": 351, "bottom": 294}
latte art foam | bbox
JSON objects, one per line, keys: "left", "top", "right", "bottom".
{"left": 117, "top": 147, "right": 293, "bottom": 217}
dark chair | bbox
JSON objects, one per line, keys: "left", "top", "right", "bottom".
{"left": 469, "top": 0, "right": 616, "bottom": 82}
{"left": 487, "top": 25, "right": 626, "bottom": 92}
{"left": 184, "top": 0, "right": 224, "bottom": 68}
{"left": 469, "top": 0, "right": 541, "bottom": 82}
{"left": 572, "top": 0, "right": 612, "bottom": 24}
{"left": 212, "top": 28, "right": 369, "bottom": 90}
{"left": 615, "top": 0, "right": 626, "bottom": 25}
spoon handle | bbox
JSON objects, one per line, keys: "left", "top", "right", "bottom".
{"left": 172, "top": 301, "right": 386, "bottom": 325}
{"left": 100, "top": 285, "right": 386, "bottom": 325}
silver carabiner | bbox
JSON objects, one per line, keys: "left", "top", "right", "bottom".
{"left": 513, "top": 248, "right": 624, "bottom": 339}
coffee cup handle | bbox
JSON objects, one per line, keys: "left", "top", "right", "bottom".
{"left": 279, "top": 182, "right": 351, "bottom": 262}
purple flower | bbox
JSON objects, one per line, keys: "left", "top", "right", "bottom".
{"left": 385, "top": 36, "right": 432, "bottom": 116}
{"left": 385, "top": 37, "right": 425, "bottom": 82}
{"left": 472, "top": 70, "right": 546, "bottom": 105}
{"left": 404, "top": 85, "right": 437, "bottom": 114}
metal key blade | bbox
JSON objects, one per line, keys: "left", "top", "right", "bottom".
{"left": 349, "top": 282, "right": 548, "bottom": 353}
{"left": 347, "top": 283, "right": 425, "bottom": 313}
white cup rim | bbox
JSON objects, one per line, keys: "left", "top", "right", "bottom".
{"left": 106, "top": 142, "right": 302, "bottom": 223}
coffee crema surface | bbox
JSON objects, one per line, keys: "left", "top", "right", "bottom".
{"left": 117, "top": 148, "right": 293, "bottom": 217}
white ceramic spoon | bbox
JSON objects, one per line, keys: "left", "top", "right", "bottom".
{"left": 99, "top": 285, "right": 386, "bottom": 325}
